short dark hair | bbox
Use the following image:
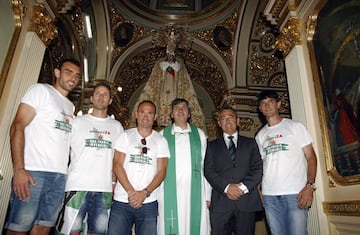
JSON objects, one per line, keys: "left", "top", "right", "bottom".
{"left": 58, "top": 58, "right": 81, "bottom": 69}
{"left": 94, "top": 82, "right": 112, "bottom": 96}
{"left": 170, "top": 98, "right": 191, "bottom": 122}
{"left": 137, "top": 100, "right": 157, "bottom": 114}
{"left": 257, "top": 90, "right": 280, "bottom": 103}
{"left": 219, "top": 106, "right": 237, "bottom": 118}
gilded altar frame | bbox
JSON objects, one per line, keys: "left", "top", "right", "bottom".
{"left": 308, "top": 0, "right": 360, "bottom": 186}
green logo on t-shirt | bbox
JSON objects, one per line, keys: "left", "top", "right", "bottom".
{"left": 54, "top": 120, "right": 72, "bottom": 133}
{"left": 54, "top": 111, "right": 73, "bottom": 133}
{"left": 129, "top": 154, "right": 152, "bottom": 165}
{"left": 264, "top": 143, "right": 289, "bottom": 154}
{"left": 85, "top": 139, "right": 112, "bottom": 149}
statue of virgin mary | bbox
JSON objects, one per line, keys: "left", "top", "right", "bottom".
{"left": 130, "top": 27, "right": 205, "bottom": 130}
{"left": 130, "top": 53, "right": 206, "bottom": 131}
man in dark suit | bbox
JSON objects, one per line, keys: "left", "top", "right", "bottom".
{"left": 204, "top": 107, "right": 263, "bottom": 235}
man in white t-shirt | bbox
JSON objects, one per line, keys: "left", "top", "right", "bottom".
{"left": 255, "top": 90, "right": 317, "bottom": 235}
{"left": 5, "top": 58, "right": 81, "bottom": 235}
{"left": 108, "top": 100, "right": 169, "bottom": 235}
{"left": 57, "top": 82, "right": 124, "bottom": 235}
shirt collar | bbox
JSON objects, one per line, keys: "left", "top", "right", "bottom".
{"left": 172, "top": 123, "right": 191, "bottom": 134}
{"left": 223, "top": 132, "right": 238, "bottom": 142}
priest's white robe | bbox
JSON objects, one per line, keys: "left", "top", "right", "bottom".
{"left": 158, "top": 124, "right": 211, "bottom": 235}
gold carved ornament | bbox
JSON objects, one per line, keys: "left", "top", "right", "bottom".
{"left": 29, "top": 4, "right": 58, "bottom": 46}
{"left": 323, "top": 200, "right": 360, "bottom": 216}
{"left": 12, "top": 0, "right": 26, "bottom": 27}
{"left": 275, "top": 17, "right": 301, "bottom": 57}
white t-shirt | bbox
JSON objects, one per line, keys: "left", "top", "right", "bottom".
{"left": 113, "top": 128, "right": 170, "bottom": 203}
{"left": 21, "top": 83, "right": 74, "bottom": 174}
{"left": 255, "top": 118, "right": 313, "bottom": 195}
{"left": 65, "top": 114, "right": 124, "bottom": 192}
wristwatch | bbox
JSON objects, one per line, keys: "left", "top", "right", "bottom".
{"left": 144, "top": 188, "right": 151, "bottom": 197}
{"left": 306, "top": 181, "right": 316, "bottom": 190}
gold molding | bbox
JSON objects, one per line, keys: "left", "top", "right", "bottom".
{"left": 288, "top": 0, "right": 302, "bottom": 12}
{"left": 306, "top": 15, "right": 317, "bottom": 42}
{"left": 328, "top": 178, "right": 335, "bottom": 188}
{"left": 238, "top": 117, "right": 261, "bottom": 133}
{"left": 306, "top": 0, "right": 327, "bottom": 42}
{"left": 29, "top": 4, "right": 58, "bottom": 46}
{"left": 0, "top": 0, "right": 25, "bottom": 98}
{"left": 275, "top": 17, "right": 301, "bottom": 57}
{"left": 118, "top": 0, "right": 240, "bottom": 26}
{"left": 13, "top": 0, "right": 25, "bottom": 27}
{"left": 269, "top": 0, "right": 287, "bottom": 17}
{"left": 263, "top": 0, "right": 289, "bottom": 28}
{"left": 323, "top": 201, "right": 360, "bottom": 216}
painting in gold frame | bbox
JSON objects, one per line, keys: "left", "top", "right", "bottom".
{"left": 308, "top": 0, "right": 360, "bottom": 185}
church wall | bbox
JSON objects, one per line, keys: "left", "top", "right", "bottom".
{"left": 0, "top": 0, "right": 15, "bottom": 95}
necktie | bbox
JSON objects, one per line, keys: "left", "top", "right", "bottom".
{"left": 228, "top": 136, "right": 236, "bottom": 161}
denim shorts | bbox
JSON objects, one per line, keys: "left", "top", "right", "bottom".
{"left": 63, "top": 191, "right": 112, "bottom": 234}
{"left": 107, "top": 201, "right": 158, "bottom": 235}
{"left": 5, "top": 171, "right": 66, "bottom": 232}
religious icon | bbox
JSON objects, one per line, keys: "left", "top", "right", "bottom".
{"left": 114, "top": 22, "right": 134, "bottom": 47}
{"left": 213, "top": 26, "right": 232, "bottom": 51}
{"left": 311, "top": 0, "right": 360, "bottom": 184}
{"left": 130, "top": 27, "right": 206, "bottom": 131}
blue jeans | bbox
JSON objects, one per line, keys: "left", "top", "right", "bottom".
{"left": 5, "top": 171, "right": 66, "bottom": 232}
{"left": 263, "top": 194, "right": 308, "bottom": 235}
{"left": 68, "top": 191, "right": 112, "bottom": 234}
{"left": 107, "top": 201, "right": 158, "bottom": 235}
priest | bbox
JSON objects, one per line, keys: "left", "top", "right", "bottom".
{"left": 158, "top": 98, "right": 211, "bottom": 235}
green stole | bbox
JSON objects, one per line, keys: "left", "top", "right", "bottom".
{"left": 163, "top": 124, "right": 202, "bottom": 235}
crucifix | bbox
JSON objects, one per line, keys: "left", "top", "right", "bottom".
{"left": 166, "top": 209, "right": 177, "bottom": 235}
